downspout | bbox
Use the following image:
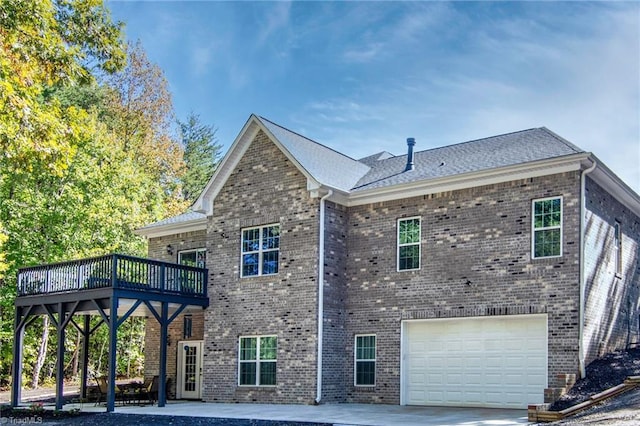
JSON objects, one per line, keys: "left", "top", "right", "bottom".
{"left": 579, "top": 158, "right": 596, "bottom": 379}
{"left": 316, "top": 189, "right": 333, "bottom": 404}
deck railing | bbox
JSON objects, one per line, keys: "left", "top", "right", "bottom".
{"left": 17, "top": 254, "right": 207, "bottom": 298}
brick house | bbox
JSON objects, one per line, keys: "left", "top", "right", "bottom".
{"left": 135, "top": 114, "right": 640, "bottom": 409}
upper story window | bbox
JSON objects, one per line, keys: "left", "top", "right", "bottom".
{"left": 532, "top": 197, "right": 563, "bottom": 258}
{"left": 241, "top": 224, "right": 280, "bottom": 277}
{"left": 178, "top": 248, "right": 206, "bottom": 268}
{"left": 238, "top": 335, "right": 277, "bottom": 386}
{"left": 614, "top": 221, "right": 622, "bottom": 276}
{"left": 354, "top": 334, "right": 376, "bottom": 386}
{"left": 397, "top": 217, "right": 421, "bottom": 271}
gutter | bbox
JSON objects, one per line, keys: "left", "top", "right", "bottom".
{"left": 316, "top": 189, "right": 333, "bottom": 404}
{"left": 579, "top": 158, "right": 596, "bottom": 378}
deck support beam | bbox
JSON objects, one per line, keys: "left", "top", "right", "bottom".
{"left": 158, "top": 302, "right": 169, "bottom": 407}
{"left": 106, "top": 296, "right": 118, "bottom": 412}
{"left": 11, "top": 307, "right": 26, "bottom": 407}
{"left": 55, "top": 302, "right": 66, "bottom": 410}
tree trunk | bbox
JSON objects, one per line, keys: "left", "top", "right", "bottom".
{"left": 97, "top": 335, "right": 106, "bottom": 375}
{"left": 31, "top": 316, "right": 50, "bottom": 389}
{"left": 71, "top": 328, "right": 80, "bottom": 379}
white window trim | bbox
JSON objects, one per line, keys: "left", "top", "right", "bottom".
{"left": 397, "top": 216, "right": 421, "bottom": 272}
{"left": 237, "top": 335, "right": 277, "bottom": 387}
{"left": 354, "top": 334, "right": 376, "bottom": 387}
{"left": 614, "top": 221, "right": 622, "bottom": 277}
{"left": 240, "top": 223, "right": 280, "bottom": 278}
{"left": 178, "top": 248, "right": 206, "bottom": 267}
{"left": 531, "top": 196, "right": 563, "bottom": 259}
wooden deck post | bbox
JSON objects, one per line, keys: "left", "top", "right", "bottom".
{"left": 55, "top": 302, "right": 66, "bottom": 410}
{"left": 158, "top": 301, "right": 169, "bottom": 407}
{"left": 11, "top": 307, "right": 24, "bottom": 407}
{"left": 107, "top": 296, "right": 118, "bottom": 412}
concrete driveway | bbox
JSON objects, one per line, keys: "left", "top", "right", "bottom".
{"left": 105, "top": 401, "right": 530, "bottom": 426}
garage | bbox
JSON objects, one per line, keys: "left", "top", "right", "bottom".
{"left": 402, "top": 314, "right": 547, "bottom": 409}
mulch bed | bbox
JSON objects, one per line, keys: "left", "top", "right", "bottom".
{"left": 550, "top": 347, "right": 640, "bottom": 411}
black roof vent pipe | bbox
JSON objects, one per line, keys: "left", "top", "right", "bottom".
{"left": 405, "top": 137, "right": 416, "bottom": 171}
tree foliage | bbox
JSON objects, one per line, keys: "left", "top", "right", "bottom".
{"left": 0, "top": 0, "right": 191, "bottom": 387}
{"left": 179, "top": 113, "right": 222, "bottom": 203}
{"left": 0, "top": 0, "right": 125, "bottom": 176}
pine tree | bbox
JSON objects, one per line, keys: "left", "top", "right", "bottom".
{"left": 179, "top": 113, "right": 223, "bottom": 203}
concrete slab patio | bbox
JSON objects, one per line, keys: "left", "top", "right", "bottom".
{"left": 69, "top": 401, "right": 530, "bottom": 426}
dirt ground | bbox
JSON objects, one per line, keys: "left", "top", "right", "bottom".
{"left": 550, "top": 348, "right": 640, "bottom": 411}
{"left": 545, "top": 386, "right": 640, "bottom": 426}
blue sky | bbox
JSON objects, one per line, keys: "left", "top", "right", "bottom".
{"left": 108, "top": 1, "right": 640, "bottom": 192}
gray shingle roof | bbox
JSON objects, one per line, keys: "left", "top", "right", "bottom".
{"left": 142, "top": 122, "right": 587, "bottom": 230}
{"left": 358, "top": 151, "right": 395, "bottom": 166}
{"left": 352, "top": 127, "right": 584, "bottom": 191}
{"left": 258, "top": 116, "right": 371, "bottom": 192}
{"left": 137, "top": 211, "right": 206, "bottom": 231}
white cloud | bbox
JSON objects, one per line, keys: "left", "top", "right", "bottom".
{"left": 295, "top": 3, "right": 639, "bottom": 191}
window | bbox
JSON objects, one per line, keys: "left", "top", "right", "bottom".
{"left": 532, "top": 197, "right": 562, "bottom": 258}
{"left": 178, "top": 248, "right": 206, "bottom": 268}
{"left": 614, "top": 221, "right": 622, "bottom": 276}
{"left": 241, "top": 224, "right": 280, "bottom": 277}
{"left": 238, "top": 336, "right": 277, "bottom": 386}
{"left": 183, "top": 315, "right": 192, "bottom": 339}
{"left": 355, "top": 335, "right": 376, "bottom": 386}
{"left": 397, "top": 217, "right": 421, "bottom": 271}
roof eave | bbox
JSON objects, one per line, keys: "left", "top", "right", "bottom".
{"left": 134, "top": 217, "right": 208, "bottom": 239}
{"left": 343, "top": 153, "right": 590, "bottom": 207}
{"left": 588, "top": 154, "right": 640, "bottom": 216}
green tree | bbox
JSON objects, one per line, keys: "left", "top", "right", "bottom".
{"left": 0, "top": 0, "right": 125, "bottom": 176}
{"left": 179, "top": 113, "right": 222, "bottom": 203}
{"left": 0, "top": 0, "right": 196, "bottom": 390}
{"left": 0, "top": 0, "right": 126, "bottom": 385}
{"left": 103, "top": 41, "right": 187, "bottom": 216}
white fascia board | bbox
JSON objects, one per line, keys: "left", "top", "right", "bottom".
{"left": 338, "top": 154, "right": 589, "bottom": 207}
{"left": 588, "top": 155, "right": 640, "bottom": 216}
{"left": 134, "top": 218, "right": 208, "bottom": 239}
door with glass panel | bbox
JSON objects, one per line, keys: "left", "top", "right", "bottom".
{"left": 177, "top": 340, "right": 203, "bottom": 399}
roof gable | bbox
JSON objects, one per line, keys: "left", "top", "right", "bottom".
{"left": 191, "top": 114, "right": 371, "bottom": 215}
{"left": 258, "top": 116, "right": 370, "bottom": 192}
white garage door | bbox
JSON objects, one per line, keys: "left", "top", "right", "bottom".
{"left": 403, "top": 314, "right": 547, "bottom": 409}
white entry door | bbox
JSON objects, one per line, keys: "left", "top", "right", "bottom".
{"left": 177, "top": 340, "right": 203, "bottom": 399}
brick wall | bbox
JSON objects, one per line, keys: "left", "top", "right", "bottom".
{"left": 583, "top": 177, "right": 640, "bottom": 364}
{"left": 343, "top": 172, "right": 582, "bottom": 403}
{"left": 141, "top": 134, "right": 640, "bottom": 408}
{"left": 144, "top": 230, "right": 207, "bottom": 398}
{"left": 202, "top": 130, "right": 320, "bottom": 404}
{"left": 321, "top": 201, "right": 349, "bottom": 402}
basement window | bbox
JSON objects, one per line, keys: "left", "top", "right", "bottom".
{"left": 615, "top": 221, "right": 622, "bottom": 277}
{"left": 355, "top": 334, "right": 376, "bottom": 386}
{"left": 238, "top": 335, "right": 277, "bottom": 386}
